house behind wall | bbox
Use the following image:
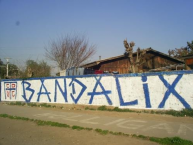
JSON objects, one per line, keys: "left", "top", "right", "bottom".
{"left": 82, "top": 48, "right": 184, "bottom": 74}
{"left": 182, "top": 54, "right": 193, "bottom": 70}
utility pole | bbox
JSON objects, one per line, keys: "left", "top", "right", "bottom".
{"left": 4, "top": 58, "right": 11, "bottom": 77}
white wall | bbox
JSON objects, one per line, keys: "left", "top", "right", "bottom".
{"left": 1, "top": 70, "right": 193, "bottom": 110}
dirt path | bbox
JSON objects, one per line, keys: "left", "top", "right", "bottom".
{"left": 0, "top": 117, "right": 158, "bottom": 145}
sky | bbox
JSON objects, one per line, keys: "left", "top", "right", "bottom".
{"left": 0, "top": 0, "right": 193, "bottom": 74}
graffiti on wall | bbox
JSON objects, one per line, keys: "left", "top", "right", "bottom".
{"left": 1, "top": 73, "right": 192, "bottom": 109}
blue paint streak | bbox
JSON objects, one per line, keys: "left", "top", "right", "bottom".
{"left": 88, "top": 91, "right": 111, "bottom": 96}
{"left": 158, "top": 74, "right": 191, "bottom": 109}
{"left": 37, "top": 79, "right": 51, "bottom": 102}
{"left": 142, "top": 76, "right": 151, "bottom": 108}
{"left": 72, "top": 83, "right": 76, "bottom": 94}
{"left": 115, "top": 76, "right": 138, "bottom": 106}
{"left": 88, "top": 76, "right": 112, "bottom": 105}
{"left": 22, "top": 81, "right": 35, "bottom": 103}
{"left": 54, "top": 79, "right": 68, "bottom": 102}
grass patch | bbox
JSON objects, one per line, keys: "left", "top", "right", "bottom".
{"left": 149, "top": 136, "right": 193, "bottom": 145}
{"left": 89, "top": 105, "right": 193, "bottom": 118}
{"left": 85, "top": 107, "right": 96, "bottom": 110}
{"left": 97, "top": 105, "right": 108, "bottom": 111}
{"left": 0, "top": 113, "right": 193, "bottom": 145}
{"left": 72, "top": 125, "right": 85, "bottom": 130}
{"left": 5, "top": 102, "right": 193, "bottom": 117}
{"left": 95, "top": 128, "right": 109, "bottom": 135}
{"left": 27, "top": 103, "right": 38, "bottom": 107}
{"left": 36, "top": 120, "right": 70, "bottom": 128}
{"left": 39, "top": 103, "right": 52, "bottom": 108}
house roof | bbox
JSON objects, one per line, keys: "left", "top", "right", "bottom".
{"left": 181, "top": 54, "right": 193, "bottom": 59}
{"left": 82, "top": 48, "right": 184, "bottom": 68}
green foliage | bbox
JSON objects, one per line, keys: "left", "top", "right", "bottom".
{"left": 72, "top": 125, "right": 85, "bottom": 130}
{"left": 96, "top": 106, "right": 193, "bottom": 117}
{"left": 168, "top": 40, "right": 193, "bottom": 58}
{"left": 95, "top": 129, "right": 109, "bottom": 135}
{"left": 15, "top": 102, "right": 26, "bottom": 106}
{"left": 187, "top": 40, "right": 193, "bottom": 53}
{"left": 0, "top": 59, "right": 6, "bottom": 79}
{"left": 36, "top": 120, "right": 70, "bottom": 128}
{"left": 40, "top": 103, "right": 52, "bottom": 108}
{"left": 112, "top": 107, "right": 134, "bottom": 112}
{"left": 97, "top": 105, "right": 107, "bottom": 111}
{"left": 150, "top": 136, "right": 193, "bottom": 145}
{"left": 23, "top": 59, "right": 51, "bottom": 78}
{"left": 0, "top": 59, "right": 19, "bottom": 79}
{"left": 6, "top": 102, "right": 193, "bottom": 118}
{"left": 27, "top": 103, "right": 38, "bottom": 107}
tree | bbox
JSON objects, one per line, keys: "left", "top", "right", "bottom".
{"left": 22, "top": 60, "right": 51, "bottom": 78}
{"left": 0, "top": 59, "right": 19, "bottom": 79}
{"left": 8, "top": 64, "right": 19, "bottom": 78}
{"left": 124, "top": 39, "right": 147, "bottom": 73}
{"left": 168, "top": 40, "right": 193, "bottom": 58}
{"left": 187, "top": 40, "right": 193, "bottom": 53}
{"left": 45, "top": 35, "right": 96, "bottom": 70}
{"left": 0, "top": 58, "right": 6, "bottom": 79}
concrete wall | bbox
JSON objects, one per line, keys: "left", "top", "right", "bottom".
{"left": 1, "top": 70, "right": 193, "bottom": 110}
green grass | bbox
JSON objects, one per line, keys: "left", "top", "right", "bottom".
{"left": 87, "top": 105, "right": 193, "bottom": 118}
{"left": 72, "top": 125, "right": 86, "bottom": 131}
{"left": 5, "top": 102, "right": 193, "bottom": 117}
{"left": 0, "top": 113, "right": 192, "bottom": 145}
{"left": 95, "top": 128, "right": 109, "bottom": 135}
{"left": 39, "top": 103, "right": 52, "bottom": 108}
{"left": 149, "top": 136, "right": 193, "bottom": 145}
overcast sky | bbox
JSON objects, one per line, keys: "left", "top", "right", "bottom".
{"left": 0, "top": 0, "right": 193, "bottom": 71}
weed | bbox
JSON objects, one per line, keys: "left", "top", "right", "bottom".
{"left": 97, "top": 105, "right": 107, "bottom": 111}
{"left": 28, "top": 103, "right": 37, "bottom": 107}
{"left": 40, "top": 103, "right": 52, "bottom": 108}
{"left": 85, "top": 127, "right": 93, "bottom": 131}
{"left": 15, "top": 102, "right": 25, "bottom": 106}
{"left": 150, "top": 136, "right": 193, "bottom": 145}
{"left": 5, "top": 102, "right": 193, "bottom": 117}
{"left": 95, "top": 128, "right": 109, "bottom": 135}
{"left": 72, "top": 125, "right": 85, "bottom": 130}
{"left": 85, "top": 107, "right": 96, "bottom": 110}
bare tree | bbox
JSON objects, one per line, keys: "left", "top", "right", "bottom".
{"left": 45, "top": 35, "right": 96, "bottom": 70}
{"left": 124, "top": 39, "right": 147, "bottom": 73}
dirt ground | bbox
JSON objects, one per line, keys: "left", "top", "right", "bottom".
{"left": 0, "top": 117, "right": 158, "bottom": 145}
{"left": 1, "top": 103, "right": 193, "bottom": 145}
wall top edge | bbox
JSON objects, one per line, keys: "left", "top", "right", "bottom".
{"left": 1, "top": 70, "right": 193, "bottom": 82}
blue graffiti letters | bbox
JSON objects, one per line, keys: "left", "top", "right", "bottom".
{"left": 88, "top": 76, "right": 112, "bottom": 105}
{"left": 69, "top": 78, "right": 87, "bottom": 104}
{"left": 158, "top": 74, "right": 191, "bottom": 109}
{"left": 54, "top": 79, "right": 68, "bottom": 102}
{"left": 142, "top": 76, "right": 151, "bottom": 108}
{"left": 115, "top": 76, "right": 138, "bottom": 106}
{"left": 22, "top": 81, "right": 35, "bottom": 102}
{"left": 37, "top": 79, "right": 51, "bottom": 102}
